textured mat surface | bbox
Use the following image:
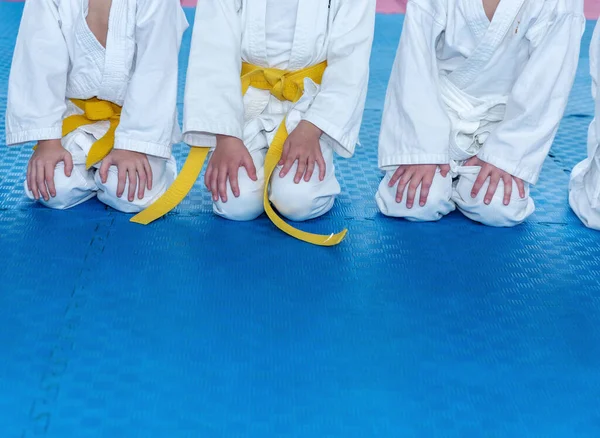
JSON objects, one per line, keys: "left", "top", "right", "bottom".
{"left": 1, "top": 5, "right": 600, "bottom": 437}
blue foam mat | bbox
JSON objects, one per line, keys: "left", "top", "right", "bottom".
{"left": 1, "top": 5, "right": 599, "bottom": 437}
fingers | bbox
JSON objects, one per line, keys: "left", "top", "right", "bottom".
{"left": 471, "top": 166, "right": 489, "bottom": 199}
{"left": 515, "top": 177, "right": 526, "bottom": 199}
{"left": 419, "top": 170, "right": 435, "bottom": 207}
{"left": 395, "top": 168, "right": 414, "bottom": 203}
{"left": 389, "top": 166, "right": 406, "bottom": 188}
{"left": 209, "top": 165, "right": 219, "bottom": 202}
{"left": 29, "top": 160, "right": 39, "bottom": 200}
{"left": 294, "top": 155, "right": 308, "bottom": 184}
{"left": 229, "top": 164, "right": 240, "bottom": 198}
{"left": 63, "top": 152, "right": 73, "bottom": 177}
{"left": 27, "top": 159, "right": 33, "bottom": 194}
{"left": 36, "top": 161, "right": 49, "bottom": 201}
{"left": 45, "top": 163, "right": 56, "bottom": 198}
{"left": 143, "top": 158, "right": 153, "bottom": 190}
{"left": 439, "top": 164, "right": 450, "bottom": 178}
{"left": 484, "top": 172, "right": 500, "bottom": 205}
{"left": 242, "top": 154, "right": 257, "bottom": 182}
{"left": 137, "top": 162, "right": 147, "bottom": 200}
{"left": 127, "top": 166, "right": 137, "bottom": 202}
{"left": 316, "top": 153, "right": 326, "bottom": 182}
{"left": 116, "top": 165, "right": 127, "bottom": 198}
{"left": 502, "top": 174, "right": 513, "bottom": 206}
{"left": 205, "top": 164, "right": 213, "bottom": 191}
{"left": 405, "top": 176, "right": 420, "bottom": 209}
{"left": 99, "top": 158, "right": 111, "bottom": 184}
{"left": 279, "top": 148, "right": 297, "bottom": 179}
{"left": 279, "top": 139, "right": 290, "bottom": 167}
{"left": 464, "top": 157, "right": 479, "bottom": 167}
{"left": 217, "top": 165, "right": 228, "bottom": 202}
{"left": 304, "top": 157, "right": 316, "bottom": 182}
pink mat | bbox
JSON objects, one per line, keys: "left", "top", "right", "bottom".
{"left": 587, "top": 1, "right": 600, "bottom": 18}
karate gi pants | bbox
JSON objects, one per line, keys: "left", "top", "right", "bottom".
{"left": 569, "top": 125, "right": 600, "bottom": 230}
{"left": 213, "top": 142, "right": 341, "bottom": 222}
{"left": 376, "top": 165, "right": 535, "bottom": 228}
{"left": 25, "top": 130, "right": 176, "bottom": 213}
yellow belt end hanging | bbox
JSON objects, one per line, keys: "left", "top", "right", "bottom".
{"left": 261, "top": 131, "right": 348, "bottom": 247}
{"left": 262, "top": 186, "right": 348, "bottom": 246}
{"left": 130, "top": 146, "right": 209, "bottom": 225}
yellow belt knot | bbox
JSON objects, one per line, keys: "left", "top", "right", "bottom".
{"left": 62, "top": 97, "right": 122, "bottom": 169}
{"left": 82, "top": 99, "right": 121, "bottom": 121}
{"left": 131, "top": 61, "right": 347, "bottom": 247}
{"left": 241, "top": 63, "right": 327, "bottom": 103}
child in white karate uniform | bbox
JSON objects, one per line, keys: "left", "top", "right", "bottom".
{"left": 377, "top": 0, "right": 584, "bottom": 227}
{"left": 5, "top": 0, "right": 187, "bottom": 212}
{"left": 570, "top": 20, "right": 600, "bottom": 231}
{"left": 183, "top": 0, "right": 375, "bottom": 223}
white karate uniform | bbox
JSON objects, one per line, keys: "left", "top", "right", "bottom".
{"left": 183, "top": 0, "right": 376, "bottom": 222}
{"left": 377, "top": 0, "right": 584, "bottom": 227}
{"left": 569, "top": 21, "right": 600, "bottom": 231}
{"left": 5, "top": 0, "right": 188, "bottom": 212}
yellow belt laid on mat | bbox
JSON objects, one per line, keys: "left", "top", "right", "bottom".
{"left": 63, "top": 98, "right": 122, "bottom": 169}
{"left": 131, "top": 61, "right": 347, "bottom": 247}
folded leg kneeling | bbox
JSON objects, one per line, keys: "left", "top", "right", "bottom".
{"left": 95, "top": 155, "right": 177, "bottom": 214}
{"left": 452, "top": 172, "right": 535, "bottom": 228}
{"left": 24, "top": 161, "right": 97, "bottom": 210}
{"left": 569, "top": 156, "right": 600, "bottom": 230}
{"left": 213, "top": 168, "right": 265, "bottom": 222}
{"left": 376, "top": 170, "right": 455, "bottom": 222}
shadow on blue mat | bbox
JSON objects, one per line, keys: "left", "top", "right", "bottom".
{"left": 0, "top": 4, "right": 599, "bottom": 437}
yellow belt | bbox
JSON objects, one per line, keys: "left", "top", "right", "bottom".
{"left": 131, "top": 62, "right": 347, "bottom": 247}
{"left": 63, "top": 98, "right": 122, "bottom": 169}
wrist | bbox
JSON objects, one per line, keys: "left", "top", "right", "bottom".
{"left": 37, "top": 139, "right": 62, "bottom": 149}
{"left": 216, "top": 134, "right": 241, "bottom": 142}
{"left": 299, "top": 120, "right": 323, "bottom": 138}
{"left": 216, "top": 135, "right": 244, "bottom": 149}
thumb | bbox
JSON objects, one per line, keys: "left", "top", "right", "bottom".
{"left": 439, "top": 164, "right": 450, "bottom": 178}
{"left": 279, "top": 139, "right": 290, "bottom": 166}
{"left": 242, "top": 154, "right": 257, "bottom": 181}
{"left": 99, "top": 157, "right": 112, "bottom": 184}
{"left": 62, "top": 151, "right": 74, "bottom": 177}
{"left": 464, "top": 157, "right": 478, "bottom": 167}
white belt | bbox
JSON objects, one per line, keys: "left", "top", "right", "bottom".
{"left": 439, "top": 75, "right": 507, "bottom": 162}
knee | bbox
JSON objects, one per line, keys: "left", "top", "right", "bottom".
{"left": 94, "top": 166, "right": 142, "bottom": 213}
{"left": 376, "top": 170, "right": 455, "bottom": 222}
{"left": 26, "top": 163, "right": 96, "bottom": 210}
{"left": 453, "top": 175, "right": 535, "bottom": 227}
{"left": 470, "top": 198, "right": 535, "bottom": 228}
{"left": 213, "top": 170, "right": 264, "bottom": 222}
{"left": 214, "top": 191, "right": 264, "bottom": 221}
{"left": 569, "top": 189, "right": 600, "bottom": 230}
{"left": 95, "top": 157, "right": 176, "bottom": 213}
{"left": 269, "top": 177, "right": 335, "bottom": 222}
{"left": 569, "top": 158, "right": 600, "bottom": 230}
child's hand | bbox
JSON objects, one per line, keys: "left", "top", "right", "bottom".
{"left": 206, "top": 135, "right": 257, "bottom": 202}
{"left": 389, "top": 164, "right": 450, "bottom": 208}
{"left": 99, "top": 150, "right": 153, "bottom": 202}
{"left": 27, "top": 139, "right": 73, "bottom": 201}
{"left": 279, "top": 121, "right": 325, "bottom": 184}
{"left": 465, "top": 157, "right": 526, "bottom": 206}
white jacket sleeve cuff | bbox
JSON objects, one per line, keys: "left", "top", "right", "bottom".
{"left": 182, "top": 120, "right": 244, "bottom": 149}
{"left": 113, "top": 136, "right": 172, "bottom": 159}
{"left": 477, "top": 149, "right": 540, "bottom": 185}
{"left": 378, "top": 153, "right": 450, "bottom": 171}
{"left": 5, "top": 126, "right": 63, "bottom": 146}
{"left": 302, "top": 113, "right": 355, "bottom": 159}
